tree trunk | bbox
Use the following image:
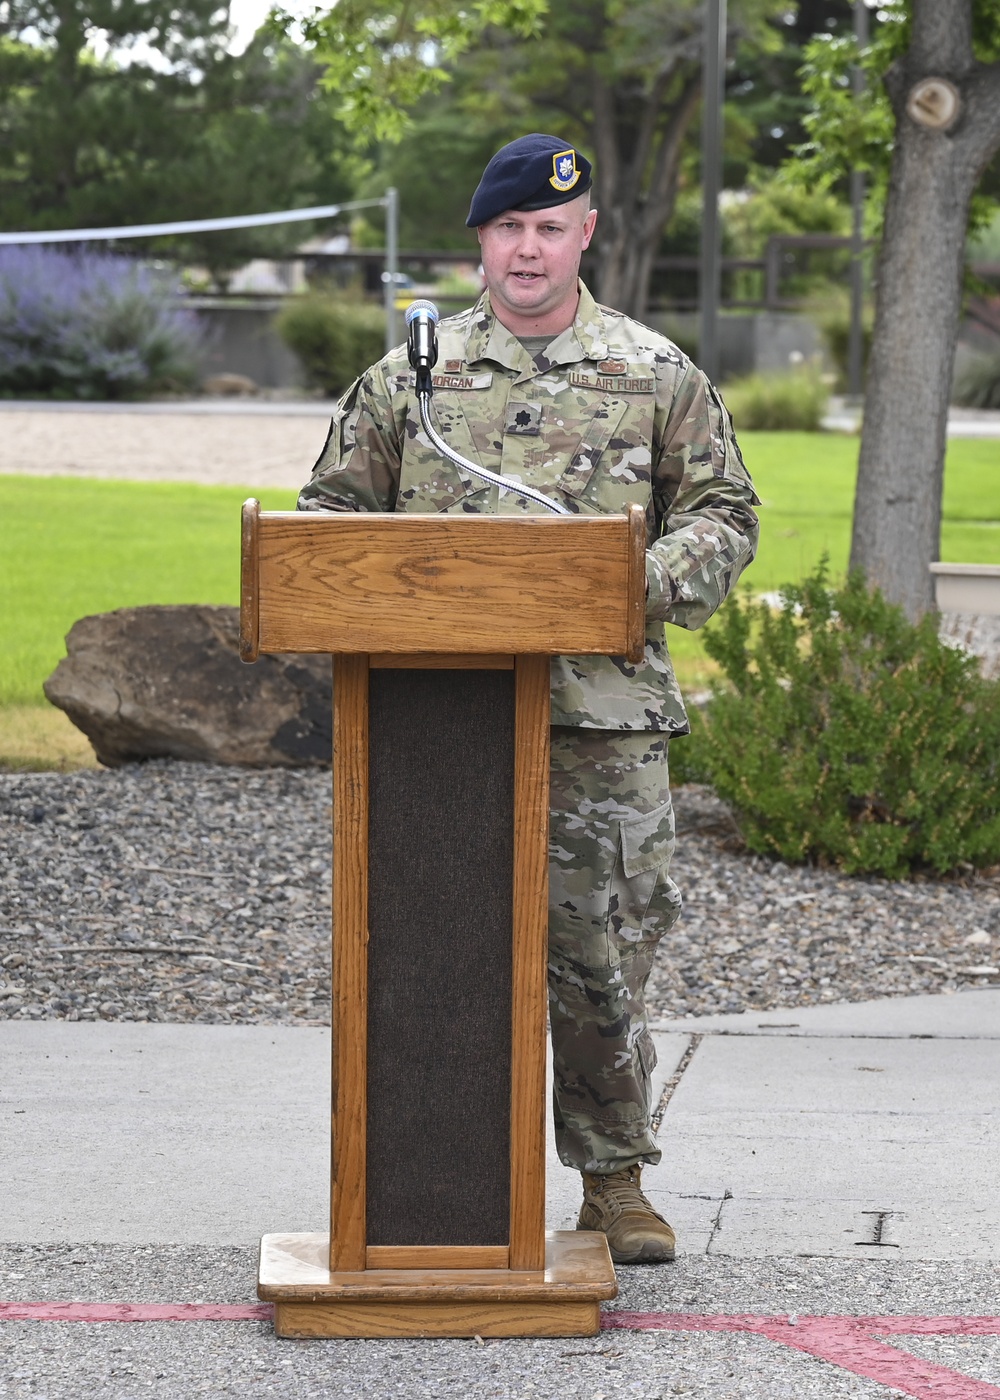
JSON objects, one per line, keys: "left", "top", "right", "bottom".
{"left": 850, "top": 0, "right": 1000, "bottom": 619}
{"left": 589, "top": 71, "right": 700, "bottom": 320}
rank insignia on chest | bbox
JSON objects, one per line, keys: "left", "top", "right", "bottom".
{"left": 504, "top": 400, "right": 542, "bottom": 435}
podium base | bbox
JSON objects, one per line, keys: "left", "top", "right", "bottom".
{"left": 258, "top": 1229, "right": 617, "bottom": 1339}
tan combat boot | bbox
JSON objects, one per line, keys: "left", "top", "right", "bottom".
{"left": 577, "top": 1164, "right": 676, "bottom": 1264}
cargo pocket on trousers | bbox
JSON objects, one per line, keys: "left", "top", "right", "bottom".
{"left": 638, "top": 1026, "right": 658, "bottom": 1090}
{"left": 607, "top": 797, "right": 681, "bottom": 962}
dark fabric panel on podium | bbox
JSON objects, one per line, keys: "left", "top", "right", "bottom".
{"left": 366, "top": 667, "right": 515, "bottom": 1247}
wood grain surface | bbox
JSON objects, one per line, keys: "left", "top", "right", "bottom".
{"left": 508, "top": 654, "right": 551, "bottom": 1272}
{"left": 366, "top": 1246, "right": 509, "bottom": 1270}
{"left": 258, "top": 1230, "right": 617, "bottom": 1299}
{"left": 272, "top": 1299, "right": 599, "bottom": 1338}
{"left": 239, "top": 498, "right": 260, "bottom": 663}
{"left": 626, "top": 502, "right": 647, "bottom": 665}
{"left": 330, "top": 654, "right": 369, "bottom": 1273}
{"left": 368, "top": 654, "right": 514, "bottom": 669}
{"left": 254, "top": 513, "right": 636, "bottom": 655}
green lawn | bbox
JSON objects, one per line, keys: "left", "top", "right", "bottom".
{"left": 1, "top": 432, "right": 998, "bottom": 706}
{"left": 740, "top": 432, "right": 1000, "bottom": 587}
{"left": 0, "top": 480, "right": 297, "bottom": 706}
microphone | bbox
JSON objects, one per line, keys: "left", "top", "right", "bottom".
{"left": 405, "top": 299, "right": 439, "bottom": 393}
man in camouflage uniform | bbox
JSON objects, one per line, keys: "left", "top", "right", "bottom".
{"left": 299, "top": 134, "right": 759, "bottom": 1263}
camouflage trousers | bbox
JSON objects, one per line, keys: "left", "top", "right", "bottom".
{"left": 548, "top": 726, "right": 683, "bottom": 1174}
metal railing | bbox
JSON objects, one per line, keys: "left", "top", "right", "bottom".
{"left": 195, "top": 235, "right": 886, "bottom": 313}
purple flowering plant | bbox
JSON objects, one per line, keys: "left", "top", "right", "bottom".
{"left": 0, "top": 248, "right": 204, "bottom": 399}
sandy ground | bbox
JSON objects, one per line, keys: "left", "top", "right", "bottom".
{"left": 3, "top": 399, "right": 999, "bottom": 490}
{"left": 0, "top": 403, "right": 334, "bottom": 488}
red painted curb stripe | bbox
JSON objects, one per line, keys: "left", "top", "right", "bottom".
{"left": 0, "top": 1303, "right": 274, "bottom": 1322}
{"left": 602, "top": 1313, "right": 1000, "bottom": 1400}
{"left": 3, "top": 1302, "right": 999, "bottom": 1397}
{"left": 759, "top": 1321, "right": 1000, "bottom": 1400}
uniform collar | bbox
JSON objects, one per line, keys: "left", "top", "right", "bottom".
{"left": 463, "top": 280, "right": 608, "bottom": 374}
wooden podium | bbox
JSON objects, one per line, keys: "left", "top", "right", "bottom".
{"left": 240, "top": 501, "right": 646, "bottom": 1339}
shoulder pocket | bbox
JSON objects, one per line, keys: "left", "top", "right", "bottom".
{"left": 707, "top": 382, "right": 759, "bottom": 499}
{"left": 309, "top": 375, "right": 363, "bottom": 473}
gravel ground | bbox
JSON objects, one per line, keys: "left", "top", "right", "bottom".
{"left": 888, "top": 1336, "right": 1000, "bottom": 1387}
{"left": 1, "top": 764, "right": 999, "bottom": 1025}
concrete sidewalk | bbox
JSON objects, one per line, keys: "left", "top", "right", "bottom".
{"left": 653, "top": 991, "right": 1000, "bottom": 1260}
{"left": 0, "top": 1022, "right": 688, "bottom": 1246}
{"left": 3, "top": 396, "right": 1000, "bottom": 437}
{"left": 4, "top": 990, "right": 999, "bottom": 1256}
{"left": 822, "top": 402, "right": 1000, "bottom": 437}
{"left": 3, "top": 992, "right": 1000, "bottom": 1397}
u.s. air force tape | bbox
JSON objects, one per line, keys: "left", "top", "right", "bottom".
{"left": 569, "top": 373, "right": 654, "bottom": 393}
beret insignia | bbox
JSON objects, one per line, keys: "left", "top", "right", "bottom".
{"left": 550, "top": 149, "right": 580, "bottom": 193}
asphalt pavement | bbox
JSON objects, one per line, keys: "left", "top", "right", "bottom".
{"left": 3, "top": 991, "right": 1000, "bottom": 1397}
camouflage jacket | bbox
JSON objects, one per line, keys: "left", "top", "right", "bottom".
{"left": 298, "top": 282, "right": 759, "bottom": 732}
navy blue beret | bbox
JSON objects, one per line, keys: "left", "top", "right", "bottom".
{"left": 466, "top": 134, "right": 593, "bottom": 228}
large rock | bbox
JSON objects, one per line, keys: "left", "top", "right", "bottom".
{"left": 44, "top": 606, "right": 331, "bottom": 767}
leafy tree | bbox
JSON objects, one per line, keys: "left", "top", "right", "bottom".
{"left": 0, "top": 4, "right": 358, "bottom": 278}
{"left": 296, "top": 0, "right": 789, "bottom": 319}
{"left": 723, "top": 169, "right": 849, "bottom": 298}
{"left": 0, "top": 0, "right": 227, "bottom": 227}
{"left": 724, "top": 0, "right": 855, "bottom": 179}
{"left": 353, "top": 104, "right": 507, "bottom": 251}
{"left": 788, "top": 0, "right": 1000, "bottom": 619}
{"left": 647, "top": 3, "right": 855, "bottom": 313}
{"left": 287, "top": 0, "right": 548, "bottom": 143}
{"left": 143, "top": 33, "right": 362, "bottom": 278}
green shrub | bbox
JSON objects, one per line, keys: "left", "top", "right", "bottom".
{"left": 276, "top": 293, "right": 385, "bottom": 397}
{"left": 433, "top": 273, "right": 482, "bottom": 300}
{"left": 681, "top": 564, "right": 1000, "bottom": 878}
{"left": 0, "top": 248, "right": 202, "bottom": 399}
{"left": 724, "top": 368, "right": 828, "bottom": 432}
{"left": 967, "top": 208, "right": 1000, "bottom": 262}
{"left": 953, "top": 351, "right": 1000, "bottom": 409}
